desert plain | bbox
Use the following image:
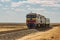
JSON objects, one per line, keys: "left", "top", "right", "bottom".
{"left": 0, "top": 23, "right": 60, "bottom": 40}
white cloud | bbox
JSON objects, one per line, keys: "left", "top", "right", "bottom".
{"left": 27, "top": 0, "right": 60, "bottom": 7}
{"left": 1, "top": 0, "right": 60, "bottom": 8}
{"left": 1, "top": 0, "right": 10, "bottom": 2}
{"left": 14, "top": 8, "right": 25, "bottom": 12}
{"left": 10, "top": 0, "right": 60, "bottom": 7}
{"left": 11, "top": 1, "right": 30, "bottom": 7}
{"left": 5, "top": 0, "right": 10, "bottom": 2}
{"left": 28, "top": 8, "right": 47, "bottom": 14}
{"left": 11, "top": 2, "right": 23, "bottom": 7}
{"left": 1, "top": 0, "right": 4, "bottom": 2}
{"left": 41, "top": 2, "right": 60, "bottom": 7}
{"left": 2, "top": 7, "right": 10, "bottom": 10}
{"left": 28, "top": 8, "right": 45, "bottom": 11}
{"left": 0, "top": 4, "right": 2, "bottom": 6}
{"left": 27, "top": 0, "right": 56, "bottom": 3}
{"left": 11, "top": 8, "right": 15, "bottom": 10}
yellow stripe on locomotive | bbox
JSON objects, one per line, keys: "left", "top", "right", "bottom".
{"left": 32, "top": 18, "right": 36, "bottom": 20}
{"left": 26, "top": 18, "right": 30, "bottom": 20}
{"left": 26, "top": 18, "right": 36, "bottom": 20}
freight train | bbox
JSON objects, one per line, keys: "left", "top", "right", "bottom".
{"left": 26, "top": 12, "right": 50, "bottom": 29}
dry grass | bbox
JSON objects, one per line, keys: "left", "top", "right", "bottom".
{"left": 0, "top": 23, "right": 27, "bottom": 32}
{"left": 50, "top": 23, "right": 60, "bottom": 26}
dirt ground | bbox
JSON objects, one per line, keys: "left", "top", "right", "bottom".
{"left": 0, "top": 23, "right": 60, "bottom": 40}
{"left": 17, "top": 26, "right": 60, "bottom": 40}
{"left": 0, "top": 23, "right": 27, "bottom": 32}
{"left": 0, "top": 26, "right": 27, "bottom": 32}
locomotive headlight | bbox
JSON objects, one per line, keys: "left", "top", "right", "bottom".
{"left": 26, "top": 18, "right": 30, "bottom": 20}
{"left": 32, "top": 18, "right": 36, "bottom": 20}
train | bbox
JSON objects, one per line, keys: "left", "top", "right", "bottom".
{"left": 26, "top": 12, "right": 50, "bottom": 29}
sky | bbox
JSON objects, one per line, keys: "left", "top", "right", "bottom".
{"left": 0, "top": 0, "right": 60, "bottom": 23}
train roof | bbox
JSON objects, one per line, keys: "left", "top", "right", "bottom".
{"left": 27, "top": 12, "right": 46, "bottom": 18}
{"left": 27, "top": 12, "right": 43, "bottom": 15}
{"left": 27, "top": 13, "right": 37, "bottom": 15}
{"left": 37, "top": 14, "right": 42, "bottom": 16}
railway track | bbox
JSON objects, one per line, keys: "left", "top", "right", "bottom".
{"left": 0, "top": 26, "right": 53, "bottom": 40}
{"left": 0, "top": 29, "right": 29, "bottom": 40}
{"left": 0, "top": 29, "right": 38, "bottom": 40}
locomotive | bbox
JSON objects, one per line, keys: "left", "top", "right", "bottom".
{"left": 26, "top": 12, "right": 50, "bottom": 29}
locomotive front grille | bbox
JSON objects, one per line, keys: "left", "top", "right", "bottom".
{"left": 27, "top": 23, "right": 36, "bottom": 29}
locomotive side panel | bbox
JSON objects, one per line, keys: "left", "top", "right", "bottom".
{"left": 41, "top": 16, "right": 46, "bottom": 24}
{"left": 40, "top": 16, "right": 46, "bottom": 28}
{"left": 45, "top": 18, "right": 50, "bottom": 28}
{"left": 36, "top": 14, "right": 46, "bottom": 28}
{"left": 36, "top": 14, "right": 41, "bottom": 27}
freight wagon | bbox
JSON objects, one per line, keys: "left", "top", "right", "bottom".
{"left": 26, "top": 12, "right": 50, "bottom": 29}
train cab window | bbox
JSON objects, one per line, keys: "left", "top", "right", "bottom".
{"left": 32, "top": 15, "right": 36, "bottom": 18}
{"left": 33, "top": 16, "right": 36, "bottom": 18}
{"left": 27, "top": 15, "right": 30, "bottom": 18}
{"left": 27, "top": 15, "right": 36, "bottom": 18}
